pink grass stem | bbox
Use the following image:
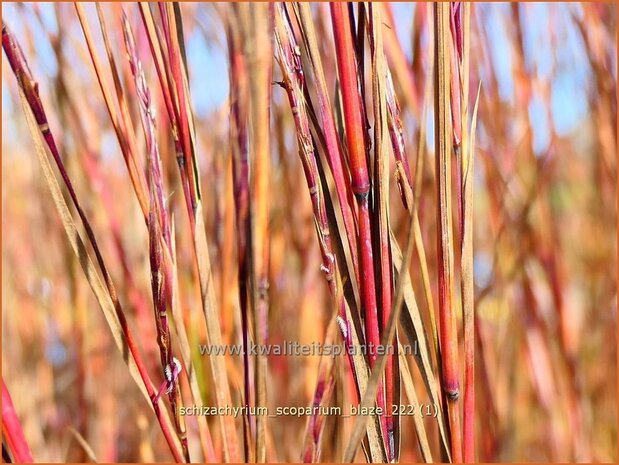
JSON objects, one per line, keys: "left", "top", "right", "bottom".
{"left": 2, "top": 382, "right": 33, "bottom": 463}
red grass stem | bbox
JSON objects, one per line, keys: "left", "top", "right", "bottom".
{"left": 2, "top": 381, "right": 33, "bottom": 463}
{"left": 330, "top": 1, "right": 387, "bottom": 452}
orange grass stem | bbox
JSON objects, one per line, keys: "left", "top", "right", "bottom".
{"left": 433, "top": 3, "right": 463, "bottom": 462}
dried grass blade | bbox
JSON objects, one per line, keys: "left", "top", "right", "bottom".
{"left": 67, "top": 426, "right": 98, "bottom": 463}
{"left": 341, "top": 297, "right": 387, "bottom": 464}
{"left": 194, "top": 206, "right": 241, "bottom": 463}
{"left": 398, "top": 349, "right": 433, "bottom": 462}
{"left": 390, "top": 236, "right": 451, "bottom": 461}
{"left": 462, "top": 81, "right": 481, "bottom": 464}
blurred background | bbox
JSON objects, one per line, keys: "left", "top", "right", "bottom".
{"left": 2, "top": 2, "right": 617, "bottom": 462}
